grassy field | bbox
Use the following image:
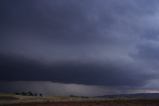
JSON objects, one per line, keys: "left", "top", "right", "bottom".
{"left": 1, "top": 93, "right": 159, "bottom": 106}
{"left": 0, "top": 93, "right": 96, "bottom": 105}
{"left": 3, "top": 99, "right": 159, "bottom": 106}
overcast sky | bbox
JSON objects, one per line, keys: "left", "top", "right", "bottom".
{"left": 1, "top": 0, "right": 159, "bottom": 95}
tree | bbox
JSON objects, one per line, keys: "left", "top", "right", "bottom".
{"left": 21, "top": 92, "right": 27, "bottom": 96}
{"left": 28, "top": 91, "right": 33, "bottom": 96}
{"left": 39, "top": 93, "right": 43, "bottom": 97}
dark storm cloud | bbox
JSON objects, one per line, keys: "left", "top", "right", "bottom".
{"left": 0, "top": 0, "right": 100, "bottom": 44}
{"left": 136, "top": 43, "right": 159, "bottom": 61}
{"left": 0, "top": 53, "right": 154, "bottom": 87}
{"left": 0, "top": 0, "right": 159, "bottom": 89}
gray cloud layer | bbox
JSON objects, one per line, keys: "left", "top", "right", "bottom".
{"left": 1, "top": 0, "right": 159, "bottom": 90}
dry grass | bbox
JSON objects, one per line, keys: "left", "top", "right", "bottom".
{"left": 1, "top": 93, "right": 159, "bottom": 106}
{"left": 3, "top": 100, "right": 159, "bottom": 106}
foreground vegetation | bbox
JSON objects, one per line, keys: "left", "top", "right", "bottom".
{"left": 1, "top": 93, "right": 159, "bottom": 106}
{"left": 3, "top": 99, "right": 159, "bottom": 106}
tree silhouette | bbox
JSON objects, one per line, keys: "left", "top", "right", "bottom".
{"left": 28, "top": 91, "right": 33, "bottom": 96}
{"left": 39, "top": 93, "right": 43, "bottom": 97}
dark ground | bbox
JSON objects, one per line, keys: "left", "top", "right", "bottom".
{"left": 3, "top": 100, "right": 159, "bottom": 106}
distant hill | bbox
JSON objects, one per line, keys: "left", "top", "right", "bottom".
{"left": 98, "top": 93, "right": 159, "bottom": 99}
